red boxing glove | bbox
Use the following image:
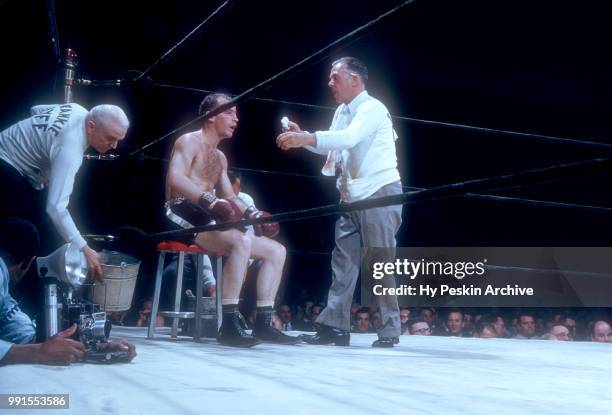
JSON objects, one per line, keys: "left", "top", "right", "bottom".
{"left": 226, "top": 199, "right": 244, "bottom": 223}
{"left": 246, "top": 209, "right": 280, "bottom": 238}
{"left": 208, "top": 198, "right": 241, "bottom": 223}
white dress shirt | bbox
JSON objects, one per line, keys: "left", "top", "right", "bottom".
{"left": 305, "top": 91, "right": 401, "bottom": 202}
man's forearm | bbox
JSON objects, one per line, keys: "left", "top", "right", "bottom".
{"left": 0, "top": 343, "right": 41, "bottom": 365}
{"left": 45, "top": 204, "right": 86, "bottom": 248}
{"left": 168, "top": 172, "right": 211, "bottom": 205}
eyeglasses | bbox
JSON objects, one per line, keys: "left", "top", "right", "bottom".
{"left": 413, "top": 327, "right": 431, "bottom": 334}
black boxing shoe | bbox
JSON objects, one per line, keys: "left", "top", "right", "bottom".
{"left": 299, "top": 324, "right": 350, "bottom": 346}
{"left": 252, "top": 306, "right": 300, "bottom": 345}
{"left": 372, "top": 336, "right": 399, "bottom": 348}
{"left": 253, "top": 324, "right": 301, "bottom": 345}
{"left": 217, "top": 311, "right": 260, "bottom": 348}
{"left": 236, "top": 311, "right": 251, "bottom": 331}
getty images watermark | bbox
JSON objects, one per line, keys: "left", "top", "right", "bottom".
{"left": 361, "top": 247, "right": 612, "bottom": 307}
{"left": 371, "top": 258, "right": 534, "bottom": 297}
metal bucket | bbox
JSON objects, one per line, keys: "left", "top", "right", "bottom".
{"left": 86, "top": 250, "right": 140, "bottom": 311}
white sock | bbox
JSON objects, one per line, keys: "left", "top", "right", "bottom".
{"left": 221, "top": 299, "right": 240, "bottom": 306}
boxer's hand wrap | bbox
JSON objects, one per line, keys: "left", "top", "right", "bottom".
{"left": 199, "top": 192, "right": 240, "bottom": 223}
{"left": 244, "top": 207, "right": 280, "bottom": 238}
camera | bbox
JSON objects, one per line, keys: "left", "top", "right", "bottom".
{"left": 64, "top": 297, "right": 130, "bottom": 363}
{"left": 37, "top": 243, "right": 130, "bottom": 364}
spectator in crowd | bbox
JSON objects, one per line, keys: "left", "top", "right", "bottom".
{"left": 590, "top": 320, "right": 611, "bottom": 343}
{"left": 545, "top": 324, "right": 571, "bottom": 341}
{"left": 251, "top": 302, "right": 612, "bottom": 344}
{"left": 551, "top": 311, "right": 563, "bottom": 324}
{"left": 160, "top": 255, "right": 217, "bottom": 318}
{"left": 408, "top": 318, "right": 432, "bottom": 336}
{"left": 352, "top": 308, "right": 371, "bottom": 334}
{"left": 462, "top": 309, "right": 474, "bottom": 334}
{"left": 445, "top": 309, "right": 466, "bottom": 337}
{"left": 511, "top": 316, "right": 519, "bottom": 334}
{"left": 136, "top": 298, "right": 165, "bottom": 328}
{"left": 418, "top": 307, "right": 438, "bottom": 333}
{"left": 292, "top": 301, "right": 322, "bottom": 331}
{"left": 293, "top": 300, "right": 313, "bottom": 331}
{"left": 513, "top": 313, "right": 537, "bottom": 339}
{"left": 473, "top": 320, "right": 498, "bottom": 339}
{"left": 492, "top": 315, "right": 508, "bottom": 338}
{"left": 303, "top": 300, "right": 314, "bottom": 320}
{"left": 277, "top": 304, "right": 293, "bottom": 331}
{"left": 559, "top": 315, "right": 577, "bottom": 341}
{"left": 535, "top": 316, "right": 547, "bottom": 337}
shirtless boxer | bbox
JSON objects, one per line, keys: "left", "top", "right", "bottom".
{"left": 165, "top": 93, "right": 298, "bottom": 347}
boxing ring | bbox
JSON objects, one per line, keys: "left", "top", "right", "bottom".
{"left": 3, "top": 326, "right": 612, "bottom": 414}
{"left": 2, "top": 1, "right": 612, "bottom": 414}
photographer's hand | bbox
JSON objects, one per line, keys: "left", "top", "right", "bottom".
{"left": 97, "top": 339, "right": 137, "bottom": 362}
{"left": 0, "top": 324, "right": 84, "bottom": 366}
{"left": 36, "top": 324, "right": 85, "bottom": 365}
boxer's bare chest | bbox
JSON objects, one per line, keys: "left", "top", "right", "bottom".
{"left": 189, "top": 145, "right": 222, "bottom": 189}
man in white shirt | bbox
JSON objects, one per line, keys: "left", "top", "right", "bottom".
{"left": 276, "top": 57, "right": 403, "bottom": 347}
{"left": 0, "top": 104, "right": 129, "bottom": 281}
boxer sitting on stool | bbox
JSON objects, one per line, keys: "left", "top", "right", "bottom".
{"left": 164, "top": 93, "right": 298, "bottom": 347}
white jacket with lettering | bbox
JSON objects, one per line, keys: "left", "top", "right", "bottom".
{"left": 0, "top": 103, "right": 89, "bottom": 248}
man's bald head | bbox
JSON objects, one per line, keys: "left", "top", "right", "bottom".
{"left": 87, "top": 105, "right": 129, "bottom": 129}
{"left": 591, "top": 320, "right": 612, "bottom": 343}
{"left": 85, "top": 105, "right": 129, "bottom": 153}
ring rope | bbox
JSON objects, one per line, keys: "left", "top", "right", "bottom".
{"left": 145, "top": 157, "right": 611, "bottom": 240}
{"left": 128, "top": 0, "right": 418, "bottom": 157}
{"left": 152, "top": 81, "right": 612, "bottom": 151}
{"left": 135, "top": 0, "right": 236, "bottom": 82}
{"left": 139, "top": 155, "right": 612, "bottom": 214}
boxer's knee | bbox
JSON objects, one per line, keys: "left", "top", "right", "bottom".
{"left": 276, "top": 243, "right": 287, "bottom": 263}
{"left": 264, "top": 241, "right": 286, "bottom": 266}
{"left": 229, "top": 231, "right": 251, "bottom": 257}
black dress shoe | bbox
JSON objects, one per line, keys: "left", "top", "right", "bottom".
{"left": 253, "top": 325, "right": 301, "bottom": 345}
{"left": 217, "top": 312, "right": 260, "bottom": 348}
{"left": 299, "top": 324, "right": 350, "bottom": 346}
{"left": 372, "top": 336, "right": 399, "bottom": 348}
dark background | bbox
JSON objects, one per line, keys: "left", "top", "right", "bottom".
{"left": 1, "top": 0, "right": 611, "bottom": 305}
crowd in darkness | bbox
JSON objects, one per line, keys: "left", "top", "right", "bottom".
{"left": 105, "top": 246, "right": 612, "bottom": 345}
{"left": 270, "top": 303, "right": 612, "bottom": 343}
{"left": 342, "top": 305, "right": 612, "bottom": 342}
{"left": 116, "top": 286, "right": 612, "bottom": 344}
